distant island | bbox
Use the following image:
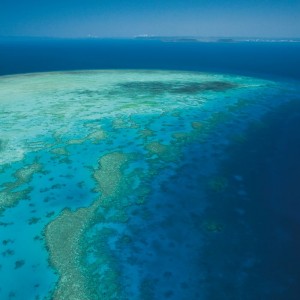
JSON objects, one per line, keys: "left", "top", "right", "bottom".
{"left": 134, "top": 35, "right": 300, "bottom": 43}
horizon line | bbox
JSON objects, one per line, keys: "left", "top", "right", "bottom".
{"left": 1, "top": 35, "right": 300, "bottom": 40}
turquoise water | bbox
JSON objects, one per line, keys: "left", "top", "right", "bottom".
{"left": 0, "top": 70, "right": 299, "bottom": 299}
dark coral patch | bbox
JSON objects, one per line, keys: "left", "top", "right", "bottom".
{"left": 28, "top": 217, "right": 41, "bottom": 225}
{"left": 14, "top": 260, "right": 25, "bottom": 269}
{"left": 116, "top": 80, "right": 237, "bottom": 96}
{"left": 173, "top": 81, "right": 237, "bottom": 93}
{"left": 2, "top": 249, "right": 15, "bottom": 257}
{"left": 118, "top": 81, "right": 170, "bottom": 94}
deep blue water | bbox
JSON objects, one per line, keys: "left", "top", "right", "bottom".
{"left": 1, "top": 39, "right": 300, "bottom": 299}
{"left": 0, "top": 38, "right": 300, "bottom": 81}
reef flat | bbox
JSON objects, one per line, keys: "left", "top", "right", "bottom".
{"left": 0, "top": 70, "right": 299, "bottom": 299}
{"left": 45, "top": 152, "right": 129, "bottom": 300}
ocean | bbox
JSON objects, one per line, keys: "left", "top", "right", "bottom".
{"left": 0, "top": 38, "right": 300, "bottom": 300}
{"left": 1, "top": 38, "right": 300, "bottom": 81}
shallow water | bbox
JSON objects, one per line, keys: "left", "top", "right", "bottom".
{"left": 0, "top": 70, "right": 299, "bottom": 299}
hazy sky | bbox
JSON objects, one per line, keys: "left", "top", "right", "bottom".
{"left": 1, "top": 0, "right": 300, "bottom": 38}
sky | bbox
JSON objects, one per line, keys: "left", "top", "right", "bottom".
{"left": 0, "top": 0, "right": 300, "bottom": 38}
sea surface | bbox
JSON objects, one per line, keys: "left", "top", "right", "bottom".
{"left": 0, "top": 39, "right": 300, "bottom": 300}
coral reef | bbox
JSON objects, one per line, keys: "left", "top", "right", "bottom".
{"left": 0, "top": 161, "right": 43, "bottom": 213}
{"left": 45, "top": 152, "right": 130, "bottom": 299}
